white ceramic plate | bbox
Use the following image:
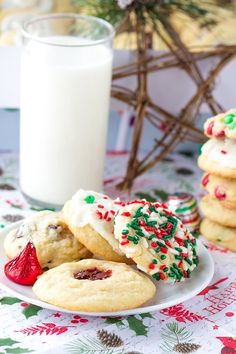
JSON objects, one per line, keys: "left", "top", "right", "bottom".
{"left": 0, "top": 221, "right": 214, "bottom": 317}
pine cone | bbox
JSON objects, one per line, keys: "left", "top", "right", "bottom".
{"left": 97, "top": 329, "right": 123, "bottom": 348}
{"left": 173, "top": 342, "right": 201, "bottom": 353}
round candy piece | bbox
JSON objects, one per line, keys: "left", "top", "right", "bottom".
{"left": 166, "top": 193, "right": 201, "bottom": 232}
{"left": 114, "top": 200, "right": 199, "bottom": 283}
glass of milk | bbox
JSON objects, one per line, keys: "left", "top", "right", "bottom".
{"left": 20, "top": 14, "right": 114, "bottom": 208}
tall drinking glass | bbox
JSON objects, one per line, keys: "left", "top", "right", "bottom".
{"left": 20, "top": 14, "right": 114, "bottom": 209}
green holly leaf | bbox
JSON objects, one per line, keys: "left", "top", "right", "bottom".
{"left": 139, "top": 312, "right": 154, "bottom": 319}
{"left": 153, "top": 189, "right": 169, "bottom": 201}
{"left": 5, "top": 348, "right": 33, "bottom": 353}
{"left": 22, "top": 304, "right": 42, "bottom": 319}
{"left": 127, "top": 316, "right": 148, "bottom": 336}
{"left": 0, "top": 297, "right": 21, "bottom": 305}
{"left": 105, "top": 318, "right": 124, "bottom": 328}
{"left": 0, "top": 338, "right": 19, "bottom": 347}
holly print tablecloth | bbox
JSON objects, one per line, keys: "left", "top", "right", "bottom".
{"left": 0, "top": 150, "right": 235, "bottom": 354}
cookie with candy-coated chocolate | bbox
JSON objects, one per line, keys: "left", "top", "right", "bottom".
{"left": 200, "top": 195, "right": 236, "bottom": 227}
{"left": 33, "top": 259, "right": 156, "bottom": 312}
{"left": 4, "top": 211, "right": 91, "bottom": 270}
{"left": 204, "top": 109, "right": 236, "bottom": 140}
{"left": 63, "top": 190, "right": 131, "bottom": 263}
{"left": 201, "top": 173, "right": 236, "bottom": 208}
{"left": 200, "top": 218, "right": 236, "bottom": 252}
{"left": 114, "top": 200, "right": 199, "bottom": 283}
{"left": 198, "top": 138, "right": 236, "bottom": 178}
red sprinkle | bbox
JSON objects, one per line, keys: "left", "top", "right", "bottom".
{"left": 216, "top": 130, "right": 225, "bottom": 138}
{"left": 183, "top": 270, "right": 188, "bottom": 278}
{"left": 180, "top": 253, "right": 188, "bottom": 258}
{"left": 139, "top": 220, "right": 146, "bottom": 226}
{"left": 214, "top": 186, "right": 226, "bottom": 201}
{"left": 151, "top": 242, "right": 158, "bottom": 248}
{"left": 160, "top": 247, "right": 168, "bottom": 254}
{"left": 97, "top": 204, "right": 104, "bottom": 209}
{"left": 121, "top": 212, "right": 131, "bottom": 217}
{"left": 175, "top": 237, "right": 185, "bottom": 246}
{"left": 148, "top": 263, "right": 155, "bottom": 270}
{"left": 114, "top": 201, "right": 125, "bottom": 206}
{"left": 159, "top": 272, "right": 166, "bottom": 280}
{"left": 165, "top": 240, "right": 172, "bottom": 248}
{"left": 110, "top": 210, "right": 115, "bottom": 215}
{"left": 107, "top": 217, "right": 112, "bottom": 222}
{"left": 121, "top": 235, "right": 127, "bottom": 239}
{"left": 96, "top": 211, "right": 103, "bottom": 219}
{"left": 201, "top": 173, "right": 210, "bottom": 187}
{"left": 206, "top": 121, "right": 214, "bottom": 136}
{"left": 178, "top": 261, "right": 183, "bottom": 268}
{"left": 221, "top": 150, "right": 227, "bottom": 154}
{"left": 121, "top": 240, "right": 129, "bottom": 246}
{"left": 104, "top": 211, "right": 109, "bottom": 220}
{"left": 160, "top": 265, "right": 166, "bottom": 270}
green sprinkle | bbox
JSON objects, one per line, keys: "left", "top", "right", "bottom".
{"left": 184, "top": 239, "right": 189, "bottom": 247}
{"left": 148, "top": 234, "right": 156, "bottom": 240}
{"left": 152, "top": 259, "right": 158, "bottom": 264}
{"left": 193, "top": 257, "right": 199, "bottom": 265}
{"left": 168, "top": 272, "right": 176, "bottom": 278}
{"left": 122, "top": 229, "right": 129, "bottom": 235}
{"left": 230, "top": 121, "right": 236, "bottom": 130}
{"left": 162, "top": 234, "right": 173, "bottom": 240}
{"left": 175, "top": 247, "right": 183, "bottom": 252}
{"left": 187, "top": 269, "right": 191, "bottom": 278}
{"left": 172, "top": 263, "right": 179, "bottom": 270}
{"left": 160, "top": 255, "right": 166, "bottom": 260}
{"left": 185, "top": 258, "right": 193, "bottom": 266}
{"left": 84, "top": 195, "right": 95, "bottom": 204}
{"left": 224, "top": 113, "right": 236, "bottom": 124}
{"left": 156, "top": 241, "right": 167, "bottom": 248}
{"left": 152, "top": 272, "right": 160, "bottom": 281}
{"left": 175, "top": 255, "right": 183, "bottom": 260}
{"left": 149, "top": 205, "right": 157, "bottom": 213}
{"left": 155, "top": 248, "right": 160, "bottom": 253}
{"left": 163, "top": 267, "right": 169, "bottom": 272}
{"left": 0, "top": 224, "right": 5, "bottom": 228}
{"left": 217, "top": 238, "right": 222, "bottom": 242}
{"left": 136, "top": 230, "right": 145, "bottom": 237}
{"left": 146, "top": 220, "right": 157, "bottom": 227}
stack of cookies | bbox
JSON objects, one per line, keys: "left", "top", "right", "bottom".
{"left": 198, "top": 109, "right": 236, "bottom": 252}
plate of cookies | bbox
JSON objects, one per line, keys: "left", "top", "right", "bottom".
{"left": 0, "top": 190, "right": 214, "bottom": 316}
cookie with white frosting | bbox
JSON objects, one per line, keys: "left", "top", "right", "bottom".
{"left": 204, "top": 109, "right": 236, "bottom": 140}
{"left": 201, "top": 173, "right": 236, "bottom": 208}
{"left": 63, "top": 190, "right": 130, "bottom": 263}
{"left": 113, "top": 200, "right": 199, "bottom": 283}
{"left": 198, "top": 138, "right": 236, "bottom": 178}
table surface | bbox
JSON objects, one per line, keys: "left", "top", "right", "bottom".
{"left": 0, "top": 150, "right": 235, "bottom": 354}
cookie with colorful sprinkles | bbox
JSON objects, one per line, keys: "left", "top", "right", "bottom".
{"left": 63, "top": 190, "right": 131, "bottom": 263}
{"left": 198, "top": 138, "right": 236, "bottom": 178}
{"left": 114, "top": 200, "right": 199, "bottom": 283}
{"left": 204, "top": 108, "right": 236, "bottom": 140}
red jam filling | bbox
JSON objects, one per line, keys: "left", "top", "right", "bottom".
{"left": 74, "top": 267, "right": 112, "bottom": 281}
{"left": 214, "top": 186, "right": 226, "bottom": 201}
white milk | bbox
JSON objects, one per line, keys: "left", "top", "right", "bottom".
{"left": 20, "top": 36, "right": 113, "bottom": 206}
